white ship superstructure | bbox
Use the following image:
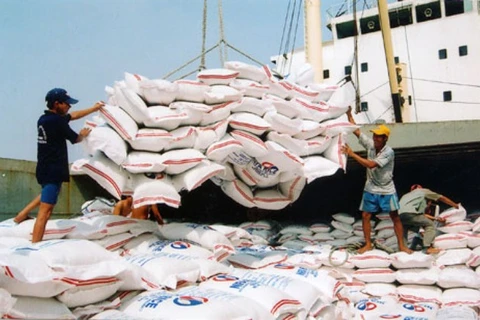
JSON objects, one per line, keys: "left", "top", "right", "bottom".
{"left": 272, "top": 0, "right": 480, "bottom": 124}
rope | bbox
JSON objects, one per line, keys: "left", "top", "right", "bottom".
{"left": 200, "top": 0, "right": 208, "bottom": 70}
{"left": 162, "top": 43, "right": 219, "bottom": 80}
{"left": 328, "top": 242, "right": 364, "bottom": 267}
{"left": 218, "top": 0, "right": 227, "bottom": 65}
{"left": 225, "top": 43, "right": 265, "bottom": 66}
{"left": 288, "top": 0, "right": 302, "bottom": 74}
{"left": 278, "top": 0, "right": 292, "bottom": 59}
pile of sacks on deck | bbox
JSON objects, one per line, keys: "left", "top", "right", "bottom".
{"left": 71, "top": 61, "right": 359, "bottom": 211}
{"left": 0, "top": 200, "right": 479, "bottom": 319}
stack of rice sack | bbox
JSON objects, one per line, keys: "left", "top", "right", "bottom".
{"left": 71, "top": 60, "right": 358, "bottom": 212}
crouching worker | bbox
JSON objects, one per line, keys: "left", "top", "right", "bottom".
{"left": 113, "top": 196, "right": 164, "bottom": 225}
{"left": 399, "top": 184, "right": 459, "bottom": 254}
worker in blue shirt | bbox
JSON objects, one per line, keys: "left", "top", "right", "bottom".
{"left": 14, "top": 88, "right": 104, "bottom": 242}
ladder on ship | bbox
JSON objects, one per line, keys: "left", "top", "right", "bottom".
{"left": 162, "top": 0, "right": 265, "bottom": 81}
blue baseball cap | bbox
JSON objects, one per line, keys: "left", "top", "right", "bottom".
{"left": 45, "top": 88, "right": 79, "bottom": 105}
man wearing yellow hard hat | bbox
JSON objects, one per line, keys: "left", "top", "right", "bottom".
{"left": 341, "top": 107, "right": 412, "bottom": 254}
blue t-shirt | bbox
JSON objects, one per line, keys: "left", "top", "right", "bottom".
{"left": 36, "top": 111, "right": 78, "bottom": 184}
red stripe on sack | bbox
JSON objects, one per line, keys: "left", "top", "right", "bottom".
{"left": 287, "top": 177, "right": 302, "bottom": 200}
{"left": 154, "top": 113, "right": 187, "bottom": 120}
{"left": 44, "top": 226, "right": 76, "bottom": 235}
{"left": 106, "top": 220, "right": 137, "bottom": 227}
{"left": 192, "top": 169, "right": 224, "bottom": 190}
{"left": 163, "top": 158, "right": 203, "bottom": 165}
{"left": 293, "top": 86, "right": 319, "bottom": 97}
{"left": 133, "top": 196, "right": 181, "bottom": 207}
{"left": 241, "top": 169, "right": 258, "bottom": 184}
{"left": 176, "top": 80, "right": 208, "bottom": 86}
{"left": 282, "top": 151, "right": 303, "bottom": 164}
{"left": 355, "top": 269, "right": 393, "bottom": 274}
{"left": 122, "top": 163, "right": 154, "bottom": 168}
{"left": 3, "top": 266, "right": 14, "bottom": 278}
{"left": 262, "top": 65, "right": 273, "bottom": 78}
{"left": 233, "top": 180, "right": 254, "bottom": 202}
{"left": 106, "top": 237, "right": 133, "bottom": 251}
{"left": 100, "top": 109, "right": 132, "bottom": 140}
{"left": 337, "top": 135, "right": 345, "bottom": 169}
{"left": 141, "top": 277, "right": 160, "bottom": 289}
{"left": 198, "top": 72, "right": 239, "bottom": 79}
{"left": 229, "top": 120, "right": 269, "bottom": 131}
{"left": 60, "top": 276, "right": 118, "bottom": 286}
{"left": 207, "top": 140, "right": 243, "bottom": 155}
{"left": 136, "top": 133, "right": 171, "bottom": 138}
{"left": 83, "top": 164, "right": 122, "bottom": 199}
{"left": 133, "top": 74, "right": 142, "bottom": 81}
{"left": 255, "top": 196, "right": 289, "bottom": 203}
{"left": 271, "top": 299, "right": 302, "bottom": 314}
{"left": 295, "top": 98, "right": 328, "bottom": 113}
{"left": 230, "top": 131, "right": 266, "bottom": 148}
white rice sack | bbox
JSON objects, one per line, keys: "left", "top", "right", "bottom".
{"left": 144, "top": 106, "right": 188, "bottom": 131}
{"left": 438, "top": 204, "right": 467, "bottom": 223}
{"left": 93, "top": 232, "right": 135, "bottom": 251}
{"left": 354, "top": 296, "right": 399, "bottom": 320}
{"left": 254, "top": 188, "right": 291, "bottom": 210}
{"left": 441, "top": 288, "right": 480, "bottom": 308}
{"left": 228, "top": 112, "right": 271, "bottom": 136}
{"left": 263, "top": 110, "right": 302, "bottom": 136}
{"left": 0, "top": 252, "right": 73, "bottom": 297}
{"left": 266, "top": 79, "right": 293, "bottom": 100}
{"left": 200, "top": 275, "right": 304, "bottom": 318}
{"left": 83, "top": 125, "right": 128, "bottom": 165}
{"left": 120, "top": 287, "right": 272, "bottom": 320}
{"left": 129, "top": 128, "right": 172, "bottom": 152}
{"left": 121, "top": 151, "right": 165, "bottom": 174}
{"left": 174, "top": 79, "right": 211, "bottom": 103}
{"left": 303, "top": 156, "right": 341, "bottom": 184}
{"left": 263, "top": 93, "right": 299, "bottom": 118}
{"left": 221, "top": 179, "right": 255, "bottom": 208}
{"left": 437, "top": 265, "right": 480, "bottom": 289}
{"left": 160, "top": 148, "right": 205, "bottom": 175}
{"left": 225, "top": 61, "right": 267, "bottom": 83}
{"left": 204, "top": 85, "right": 243, "bottom": 105}
{"left": 194, "top": 125, "right": 218, "bottom": 152}
{"left": 397, "top": 284, "right": 443, "bottom": 304}
{"left": 197, "top": 68, "right": 239, "bottom": 85}
{"left": 158, "top": 222, "right": 234, "bottom": 252}
{"left": 172, "top": 160, "right": 225, "bottom": 192}
{"left": 164, "top": 126, "right": 197, "bottom": 151}
{"left": 307, "top": 83, "right": 338, "bottom": 102}
{"left": 200, "top": 100, "right": 236, "bottom": 126}
{"left": 231, "top": 268, "right": 322, "bottom": 314}
{"left": 229, "top": 78, "right": 268, "bottom": 98}
{"left": 69, "top": 213, "right": 138, "bottom": 238}
{"left": 210, "top": 162, "right": 236, "bottom": 183}
{"left": 56, "top": 278, "right": 124, "bottom": 308}
{"left": 116, "top": 86, "right": 150, "bottom": 123}
{"left": 331, "top": 220, "right": 354, "bottom": 233}
{"left": 293, "top": 119, "right": 325, "bottom": 140}
{"left": 5, "top": 296, "right": 75, "bottom": 320}
{"left": 132, "top": 173, "right": 181, "bottom": 209}
{"left": 321, "top": 118, "right": 361, "bottom": 137}
{"left": 230, "top": 130, "right": 268, "bottom": 158}
{"left": 310, "top": 223, "right": 331, "bottom": 233}
{"left": 206, "top": 133, "right": 243, "bottom": 162}
{"left": 266, "top": 131, "right": 308, "bottom": 156}
{"left": 472, "top": 216, "right": 480, "bottom": 232}
{"left": 363, "top": 282, "right": 397, "bottom": 297}
{"left": 231, "top": 96, "right": 274, "bottom": 116}
{"left": 124, "top": 72, "right": 148, "bottom": 96}
{"left": 437, "top": 220, "right": 473, "bottom": 234}
{"left": 140, "top": 79, "right": 178, "bottom": 105}
{"left": 333, "top": 213, "right": 356, "bottom": 225}
{"left": 289, "top": 82, "right": 321, "bottom": 102}
{"left": 390, "top": 251, "right": 434, "bottom": 269}
{"left": 353, "top": 268, "right": 396, "bottom": 283}
{"left": 350, "top": 249, "right": 391, "bottom": 269}
{"left": 395, "top": 268, "right": 439, "bottom": 285}
{"left": 435, "top": 248, "right": 473, "bottom": 267}
{"left": 322, "top": 133, "right": 347, "bottom": 171}
{"left": 81, "top": 197, "right": 115, "bottom": 215}
{"left": 291, "top": 97, "right": 329, "bottom": 122}
{"left": 336, "top": 280, "right": 368, "bottom": 304}
{"left": 227, "top": 251, "right": 287, "bottom": 269}
{"left": 99, "top": 104, "right": 138, "bottom": 141}
{"left": 279, "top": 176, "right": 306, "bottom": 202}
{"left": 436, "top": 306, "right": 479, "bottom": 320}
{"left": 170, "top": 101, "right": 212, "bottom": 126}
{"left": 25, "top": 239, "right": 120, "bottom": 268}
{"left": 0, "top": 288, "right": 16, "bottom": 318}
{"left": 433, "top": 233, "right": 468, "bottom": 249}
{"left": 460, "top": 231, "right": 480, "bottom": 248}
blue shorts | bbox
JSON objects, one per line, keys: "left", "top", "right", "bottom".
{"left": 40, "top": 183, "right": 62, "bottom": 205}
{"left": 359, "top": 191, "right": 400, "bottom": 213}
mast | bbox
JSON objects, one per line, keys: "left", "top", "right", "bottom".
{"left": 304, "top": 0, "right": 323, "bottom": 83}
{"left": 377, "top": 0, "right": 403, "bottom": 122}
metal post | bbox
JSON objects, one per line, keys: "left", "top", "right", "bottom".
{"left": 304, "top": 0, "right": 324, "bottom": 83}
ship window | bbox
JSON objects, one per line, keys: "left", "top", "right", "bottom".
{"left": 438, "top": 49, "right": 447, "bottom": 59}
{"left": 443, "top": 91, "right": 452, "bottom": 101}
{"left": 345, "top": 65, "right": 352, "bottom": 75}
{"left": 445, "top": 0, "right": 465, "bottom": 16}
{"left": 360, "top": 102, "right": 368, "bottom": 111}
{"left": 416, "top": 1, "right": 441, "bottom": 23}
{"left": 459, "top": 45, "right": 468, "bottom": 56}
{"left": 360, "top": 15, "right": 381, "bottom": 34}
{"left": 408, "top": 95, "right": 412, "bottom": 105}
{"left": 394, "top": 56, "right": 400, "bottom": 64}
{"left": 336, "top": 21, "right": 358, "bottom": 39}
{"left": 361, "top": 63, "right": 368, "bottom": 72}
{"left": 323, "top": 69, "right": 330, "bottom": 79}
{"left": 389, "top": 7, "right": 413, "bottom": 28}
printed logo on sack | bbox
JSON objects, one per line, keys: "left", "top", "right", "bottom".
{"left": 173, "top": 295, "right": 209, "bottom": 307}
{"left": 250, "top": 159, "right": 279, "bottom": 178}
{"left": 402, "top": 304, "right": 426, "bottom": 313}
{"left": 170, "top": 241, "right": 191, "bottom": 250}
{"left": 357, "top": 301, "right": 377, "bottom": 311}
{"left": 274, "top": 263, "right": 295, "bottom": 270}
{"left": 212, "top": 274, "right": 239, "bottom": 282}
